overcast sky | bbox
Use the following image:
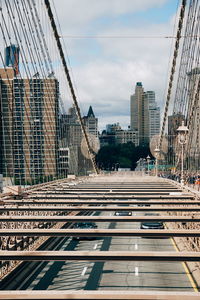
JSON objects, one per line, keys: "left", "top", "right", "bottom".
{"left": 53, "top": 0, "right": 179, "bottom": 131}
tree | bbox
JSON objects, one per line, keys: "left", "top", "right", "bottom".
{"left": 96, "top": 142, "right": 152, "bottom": 170}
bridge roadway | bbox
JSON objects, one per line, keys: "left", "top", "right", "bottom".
{"left": 0, "top": 173, "right": 199, "bottom": 298}
{"left": 1, "top": 213, "right": 197, "bottom": 291}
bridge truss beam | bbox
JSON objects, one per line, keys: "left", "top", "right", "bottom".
{"left": 1, "top": 251, "right": 200, "bottom": 261}
{"left": 1, "top": 229, "right": 200, "bottom": 238}
{"left": 0, "top": 290, "right": 199, "bottom": 300}
{"left": 0, "top": 215, "right": 199, "bottom": 222}
{"left": 0, "top": 206, "right": 200, "bottom": 212}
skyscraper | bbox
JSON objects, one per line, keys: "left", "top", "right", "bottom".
{"left": 145, "top": 91, "right": 160, "bottom": 140}
{"left": 130, "top": 82, "right": 149, "bottom": 145}
{"left": 5, "top": 45, "right": 20, "bottom": 76}
{"left": 0, "top": 68, "right": 59, "bottom": 184}
{"left": 130, "top": 83, "right": 160, "bottom": 146}
{"left": 60, "top": 105, "right": 98, "bottom": 175}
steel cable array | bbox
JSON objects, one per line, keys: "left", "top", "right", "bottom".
{"left": 171, "top": 0, "right": 200, "bottom": 173}
{"left": 0, "top": 0, "right": 96, "bottom": 188}
{"left": 159, "top": 0, "right": 186, "bottom": 151}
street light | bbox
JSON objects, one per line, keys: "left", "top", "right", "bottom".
{"left": 154, "top": 148, "right": 160, "bottom": 177}
{"left": 177, "top": 121, "right": 189, "bottom": 186}
{"left": 146, "top": 155, "right": 150, "bottom": 175}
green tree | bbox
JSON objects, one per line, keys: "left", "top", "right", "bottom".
{"left": 96, "top": 142, "right": 152, "bottom": 170}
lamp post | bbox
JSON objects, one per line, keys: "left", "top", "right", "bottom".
{"left": 154, "top": 148, "right": 160, "bottom": 177}
{"left": 177, "top": 121, "right": 189, "bottom": 186}
{"left": 147, "top": 155, "right": 150, "bottom": 175}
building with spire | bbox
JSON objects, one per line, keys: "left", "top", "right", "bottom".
{"left": 59, "top": 105, "right": 98, "bottom": 175}
{"left": 83, "top": 105, "right": 98, "bottom": 137}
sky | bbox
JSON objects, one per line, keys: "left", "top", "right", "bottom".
{"left": 53, "top": 0, "right": 179, "bottom": 131}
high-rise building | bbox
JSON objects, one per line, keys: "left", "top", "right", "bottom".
{"left": 5, "top": 45, "right": 20, "bottom": 76}
{"left": 145, "top": 91, "right": 160, "bottom": 140}
{"left": 60, "top": 106, "right": 82, "bottom": 148}
{"left": 0, "top": 68, "right": 59, "bottom": 184}
{"left": 130, "top": 83, "right": 160, "bottom": 146}
{"left": 130, "top": 82, "right": 149, "bottom": 145}
{"left": 83, "top": 106, "right": 98, "bottom": 137}
{"left": 61, "top": 105, "right": 98, "bottom": 148}
{"left": 60, "top": 105, "right": 98, "bottom": 175}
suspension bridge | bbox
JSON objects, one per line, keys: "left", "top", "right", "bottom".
{"left": 0, "top": 0, "right": 200, "bottom": 298}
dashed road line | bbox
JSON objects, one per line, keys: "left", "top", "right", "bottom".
{"left": 81, "top": 266, "right": 88, "bottom": 276}
{"left": 135, "top": 266, "right": 139, "bottom": 276}
{"left": 93, "top": 243, "right": 98, "bottom": 250}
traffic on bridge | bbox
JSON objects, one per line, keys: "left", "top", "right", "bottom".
{"left": 0, "top": 173, "right": 200, "bottom": 299}
{"left": 0, "top": 0, "right": 200, "bottom": 299}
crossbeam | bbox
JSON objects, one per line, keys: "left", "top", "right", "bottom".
{"left": 0, "top": 206, "right": 200, "bottom": 211}
{"left": 39, "top": 188, "right": 181, "bottom": 192}
{"left": 3, "top": 200, "right": 200, "bottom": 205}
{"left": 0, "top": 251, "right": 200, "bottom": 261}
{"left": 29, "top": 195, "right": 194, "bottom": 199}
{"left": 0, "top": 291, "right": 199, "bottom": 300}
{"left": 49, "top": 184, "right": 178, "bottom": 186}
{"left": 30, "top": 191, "right": 181, "bottom": 195}
{"left": 0, "top": 215, "right": 199, "bottom": 222}
{"left": 1, "top": 229, "right": 200, "bottom": 237}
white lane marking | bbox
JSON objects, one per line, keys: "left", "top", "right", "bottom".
{"left": 134, "top": 244, "right": 138, "bottom": 250}
{"left": 135, "top": 267, "right": 139, "bottom": 276}
{"left": 93, "top": 243, "right": 98, "bottom": 250}
{"left": 81, "top": 267, "right": 88, "bottom": 276}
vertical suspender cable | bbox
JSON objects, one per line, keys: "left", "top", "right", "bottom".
{"left": 159, "top": 0, "right": 187, "bottom": 150}
{"left": 44, "top": 0, "right": 99, "bottom": 175}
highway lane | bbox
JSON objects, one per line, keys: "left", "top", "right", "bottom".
{"left": 98, "top": 214, "right": 196, "bottom": 291}
{"left": 2, "top": 210, "right": 196, "bottom": 292}
{"left": 14, "top": 213, "right": 110, "bottom": 291}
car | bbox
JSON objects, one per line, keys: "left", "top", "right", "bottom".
{"left": 114, "top": 211, "right": 132, "bottom": 216}
{"left": 140, "top": 213, "right": 164, "bottom": 229}
{"left": 140, "top": 221, "right": 164, "bottom": 229}
{"left": 72, "top": 222, "right": 97, "bottom": 240}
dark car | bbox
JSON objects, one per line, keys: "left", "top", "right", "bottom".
{"left": 140, "top": 213, "right": 164, "bottom": 229}
{"left": 72, "top": 222, "right": 97, "bottom": 240}
{"left": 140, "top": 221, "right": 164, "bottom": 229}
{"left": 114, "top": 211, "right": 132, "bottom": 216}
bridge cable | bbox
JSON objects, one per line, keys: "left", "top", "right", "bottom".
{"left": 159, "top": 0, "right": 187, "bottom": 151}
{"left": 44, "top": 0, "right": 99, "bottom": 175}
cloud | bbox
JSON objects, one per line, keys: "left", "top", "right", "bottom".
{"left": 73, "top": 58, "right": 168, "bottom": 124}
{"left": 53, "top": 0, "right": 168, "bottom": 31}
{"left": 51, "top": 0, "right": 178, "bottom": 131}
{"left": 69, "top": 23, "right": 175, "bottom": 126}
